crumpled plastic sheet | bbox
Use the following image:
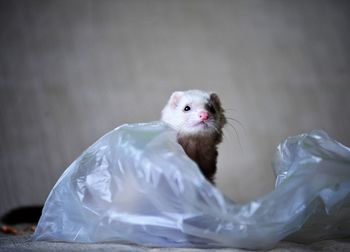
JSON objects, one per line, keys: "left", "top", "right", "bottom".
{"left": 32, "top": 122, "right": 350, "bottom": 250}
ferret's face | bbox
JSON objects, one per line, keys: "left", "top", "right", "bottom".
{"left": 161, "top": 90, "right": 226, "bottom": 135}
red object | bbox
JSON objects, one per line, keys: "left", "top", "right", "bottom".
{"left": 1, "top": 225, "right": 18, "bottom": 235}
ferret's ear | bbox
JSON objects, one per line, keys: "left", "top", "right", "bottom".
{"left": 209, "top": 93, "right": 222, "bottom": 109}
{"left": 168, "top": 91, "right": 184, "bottom": 109}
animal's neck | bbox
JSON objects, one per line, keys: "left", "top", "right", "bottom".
{"left": 177, "top": 133, "right": 220, "bottom": 183}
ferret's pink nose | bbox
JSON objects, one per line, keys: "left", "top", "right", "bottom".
{"left": 199, "top": 111, "right": 209, "bottom": 121}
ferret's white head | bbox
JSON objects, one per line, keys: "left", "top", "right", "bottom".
{"left": 161, "top": 90, "right": 226, "bottom": 135}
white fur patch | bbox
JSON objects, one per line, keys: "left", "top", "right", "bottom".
{"left": 161, "top": 90, "right": 215, "bottom": 134}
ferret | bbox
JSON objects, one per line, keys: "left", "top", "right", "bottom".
{"left": 161, "top": 90, "right": 227, "bottom": 183}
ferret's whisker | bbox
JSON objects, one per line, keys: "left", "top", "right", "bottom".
{"left": 226, "top": 117, "right": 244, "bottom": 129}
{"left": 225, "top": 108, "right": 238, "bottom": 112}
{"left": 224, "top": 121, "right": 243, "bottom": 151}
{"left": 207, "top": 119, "right": 220, "bottom": 135}
{"left": 212, "top": 124, "right": 221, "bottom": 135}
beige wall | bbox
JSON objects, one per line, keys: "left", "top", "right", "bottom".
{"left": 1, "top": 0, "right": 350, "bottom": 216}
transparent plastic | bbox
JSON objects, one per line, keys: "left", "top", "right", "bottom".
{"left": 32, "top": 122, "right": 350, "bottom": 249}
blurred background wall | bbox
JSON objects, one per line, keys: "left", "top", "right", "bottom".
{"left": 0, "top": 0, "right": 349, "bottom": 216}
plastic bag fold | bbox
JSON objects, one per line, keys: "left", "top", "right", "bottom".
{"left": 33, "top": 122, "right": 350, "bottom": 249}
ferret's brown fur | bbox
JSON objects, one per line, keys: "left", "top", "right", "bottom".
{"left": 177, "top": 133, "right": 222, "bottom": 183}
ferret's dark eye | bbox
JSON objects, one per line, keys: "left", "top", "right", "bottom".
{"left": 184, "top": 105, "right": 191, "bottom": 112}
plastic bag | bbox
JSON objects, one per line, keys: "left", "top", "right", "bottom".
{"left": 32, "top": 122, "right": 350, "bottom": 249}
